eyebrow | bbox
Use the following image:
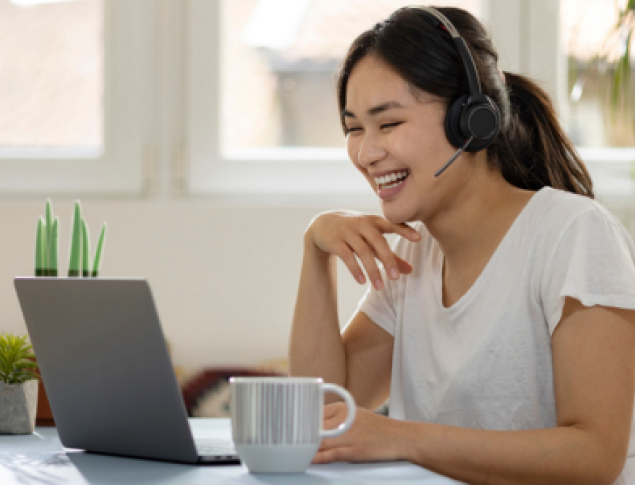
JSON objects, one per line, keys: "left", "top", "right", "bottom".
{"left": 342, "top": 101, "right": 406, "bottom": 118}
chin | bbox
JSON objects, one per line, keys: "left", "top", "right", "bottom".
{"left": 380, "top": 204, "right": 416, "bottom": 225}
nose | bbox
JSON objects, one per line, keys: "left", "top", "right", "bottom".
{"left": 355, "top": 132, "right": 388, "bottom": 168}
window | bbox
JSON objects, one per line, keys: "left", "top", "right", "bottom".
{"left": 4, "top": 0, "right": 630, "bottom": 199}
{"left": 562, "top": 0, "right": 632, "bottom": 148}
{"left": 221, "top": 0, "right": 482, "bottom": 152}
{"left": 0, "top": 0, "right": 158, "bottom": 195}
{"left": 560, "top": 0, "right": 635, "bottom": 198}
{"left": 0, "top": 0, "right": 102, "bottom": 148}
{"left": 185, "top": 0, "right": 483, "bottom": 203}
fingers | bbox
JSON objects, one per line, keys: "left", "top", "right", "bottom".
{"left": 323, "top": 403, "right": 349, "bottom": 433}
{"left": 356, "top": 226, "right": 418, "bottom": 289}
{"left": 334, "top": 241, "right": 367, "bottom": 285}
{"left": 363, "top": 217, "right": 419, "bottom": 283}
{"left": 308, "top": 212, "right": 420, "bottom": 288}
{"left": 323, "top": 402, "right": 344, "bottom": 419}
{"left": 313, "top": 446, "right": 355, "bottom": 464}
{"left": 396, "top": 255, "right": 414, "bottom": 275}
{"left": 378, "top": 219, "right": 421, "bottom": 243}
{"left": 347, "top": 233, "right": 386, "bottom": 290}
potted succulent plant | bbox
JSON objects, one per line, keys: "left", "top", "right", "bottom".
{"left": 30, "top": 200, "right": 108, "bottom": 427}
{"left": 0, "top": 333, "right": 39, "bottom": 434}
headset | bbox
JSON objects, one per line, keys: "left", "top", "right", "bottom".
{"left": 414, "top": 6, "right": 500, "bottom": 177}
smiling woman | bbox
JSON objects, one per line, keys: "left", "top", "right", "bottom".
{"left": 289, "top": 5, "right": 635, "bottom": 485}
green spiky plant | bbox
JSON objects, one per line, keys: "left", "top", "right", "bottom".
{"left": 0, "top": 334, "right": 39, "bottom": 385}
{"left": 35, "top": 200, "right": 107, "bottom": 278}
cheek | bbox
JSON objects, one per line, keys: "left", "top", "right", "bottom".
{"left": 345, "top": 136, "right": 361, "bottom": 169}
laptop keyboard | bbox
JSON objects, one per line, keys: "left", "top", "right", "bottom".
{"left": 195, "top": 439, "right": 237, "bottom": 456}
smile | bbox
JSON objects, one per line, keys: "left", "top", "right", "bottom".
{"left": 374, "top": 170, "right": 410, "bottom": 189}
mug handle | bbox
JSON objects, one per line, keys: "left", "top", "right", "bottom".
{"left": 320, "top": 383, "right": 357, "bottom": 439}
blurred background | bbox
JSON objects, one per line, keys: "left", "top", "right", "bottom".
{"left": 0, "top": 0, "right": 633, "bottom": 370}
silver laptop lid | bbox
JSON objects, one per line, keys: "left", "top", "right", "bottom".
{"left": 14, "top": 277, "right": 199, "bottom": 463}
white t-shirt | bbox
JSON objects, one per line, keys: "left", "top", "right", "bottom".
{"left": 358, "top": 187, "right": 635, "bottom": 484}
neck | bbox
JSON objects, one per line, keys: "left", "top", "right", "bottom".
{"left": 424, "top": 161, "right": 533, "bottom": 270}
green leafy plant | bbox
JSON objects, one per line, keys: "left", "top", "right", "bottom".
{"left": 35, "top": 199, "right": 107, "bottom": 278}
{"left": 0, "top": 334, "right": 39, "bottom": 385}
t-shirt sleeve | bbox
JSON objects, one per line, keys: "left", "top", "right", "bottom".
{"left": 356, "top": 267, "right": 398, "bottom": 336}
{"left": 541, "top": 206, "right": 635, "bottom": 335}
{"left": 355, "top": 231, "right": 417, "bottom": 336}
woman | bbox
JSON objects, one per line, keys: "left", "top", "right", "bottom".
{"left": 289, "top": 5, "right": 635, "bottom": 484}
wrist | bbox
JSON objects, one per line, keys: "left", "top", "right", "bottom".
{"left": 303, "top": 229, "right": 329, "bottom": 259}
{"left": 390, "top": 419, "right": 428, "bottom": 464}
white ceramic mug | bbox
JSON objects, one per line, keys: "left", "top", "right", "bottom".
{"left": 229, "top": 377, "right": 356, "bottom": 473}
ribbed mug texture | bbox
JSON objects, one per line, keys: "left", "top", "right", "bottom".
{"left": 231, "top": 380, "right": 321, "bottom": 445}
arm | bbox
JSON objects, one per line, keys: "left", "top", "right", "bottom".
{"left": 288, "top": 236, "right": 346, "bottom": 388}
{"left": 288, "top": 210, "right": 419, "bottom": 406}
{"left": 317, "top": 297, "right": 635, "bottom": 485}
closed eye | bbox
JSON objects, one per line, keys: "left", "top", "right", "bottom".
{"left": 381, "top": 122, "right": 402, "bottom": 130}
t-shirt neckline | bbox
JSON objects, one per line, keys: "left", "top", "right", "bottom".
{"left": 436, "top": 187, "right": 548, "bottom": 313}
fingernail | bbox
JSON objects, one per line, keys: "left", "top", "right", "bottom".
{"left": 374, "top": 279, "right": 384, "bottom": 290}
{"left": 356, "top": 274, "right": 366, "bottom": 284}
{"left": 389, "top": 268, "right": 399, "bottom": 280}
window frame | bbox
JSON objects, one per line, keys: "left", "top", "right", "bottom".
{"left": 183, "top": 0, "right": 373, "bottom": 205}
{"left": 0, "top": 0, "right": 629, "bottom": 200}
{"left": 0, "top": 0, "right": 159, "bottom": 196}
{"left": 184, "top": 0, "right": 635, "bottom": 203}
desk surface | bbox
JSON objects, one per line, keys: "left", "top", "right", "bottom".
{"left": 0, "top": 419, "right": 462, "bottom": 484}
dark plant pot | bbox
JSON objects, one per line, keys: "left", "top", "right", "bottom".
{"left": 0, "top": 380, "right": 38, "bottom": 434}
{"left": 36, "top": 379, "right": 54, "bottom": 426}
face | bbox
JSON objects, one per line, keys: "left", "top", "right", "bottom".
{"left": 344, "top": 55, "right": 471, "bottom": 223}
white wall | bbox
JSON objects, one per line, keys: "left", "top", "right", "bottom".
{"left": 0, "top": 198, "right": 376, "bottom": 368}
{"left": 4, "top": 195, "right": 635, "bottom": 370}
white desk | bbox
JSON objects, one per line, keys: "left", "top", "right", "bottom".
{"left": 0, "top": 419, "right": 463, "bottom": 484}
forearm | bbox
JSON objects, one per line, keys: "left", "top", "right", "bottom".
{"left": 289, "top": 236, "right": 346, "bottom": 387}
{"left": 394, "top": 420, "right": 622, "bottom": 485}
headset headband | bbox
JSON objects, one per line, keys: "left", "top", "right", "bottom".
{"left": 414, "top": 6, "right": 481, "bottom": 96}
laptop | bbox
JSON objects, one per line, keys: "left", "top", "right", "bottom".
{"left": 14, "top": 277, "right": 240, "bottom": 465}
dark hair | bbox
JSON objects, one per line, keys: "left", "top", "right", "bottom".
{"left": 336, "top": 6, "right": 594, "bottom": 198}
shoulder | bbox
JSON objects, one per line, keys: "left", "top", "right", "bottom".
{"left": 532, "top": 188, "right": 635, "bottom": 274}
{"left": 528, "top": 187, "right": 625, "bottom": 239}
{"left": 534, "top": 187, "right": 605, "bottom": 220}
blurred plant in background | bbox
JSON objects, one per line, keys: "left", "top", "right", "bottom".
{"left": 569, "top": 0, "right": 635, "bottom": 146}
{"left": 0, "top": 334, "right": 38, "bottom": 385}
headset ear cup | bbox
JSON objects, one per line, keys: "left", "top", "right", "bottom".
{"left": 444, "top": 94, "right": 468, "bottom": 149}
{"left": 445, "top": 94, "right": 500, "bottom": 152}
{"left": 462, "top": 95, "right": 500, "bottom": 146}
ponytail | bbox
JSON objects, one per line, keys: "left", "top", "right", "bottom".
{"left": 490, "top": 72, "right": 594, "bottom": 198}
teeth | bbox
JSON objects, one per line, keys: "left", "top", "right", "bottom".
{"left": 374, "top": 170, "right": 409, "bottom": 187}
{"left": 384, "top": 179, "right": 404, "bottom": 189}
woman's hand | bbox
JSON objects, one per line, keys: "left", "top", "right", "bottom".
{"left": 306, "top": 211, "right": 421, "bottom": 290}
{"left": 313, "top": 403, "right": 409, "bottom": 464}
